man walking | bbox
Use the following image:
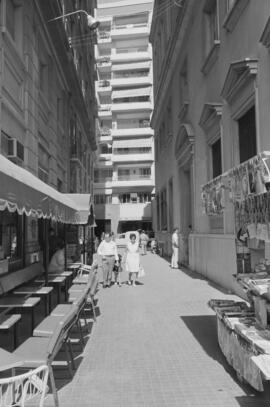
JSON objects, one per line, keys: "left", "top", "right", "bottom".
{"left": 171, "top": 227, "right": 179, "bottom": 269}
{"left": 98, "top": 232, "right": 119, "bottom": 288}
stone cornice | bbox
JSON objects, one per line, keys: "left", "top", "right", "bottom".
{"left": 221, "top": 58, "right": 258, "bottom": 104}
{"left": 199, "top": 103, "right": 222, "bottom": 131}
{"left": 222, "top": 0, "right": 250, "bottom": 33}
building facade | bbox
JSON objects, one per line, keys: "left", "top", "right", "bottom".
{"left": 150, "top": 0, "right": 270, "bottom": 293}
{"left": 0, "top": 0, "right": 97, "bottom": 270}
{"left": 94, "top": 0, "right": 154, "bottom": 236}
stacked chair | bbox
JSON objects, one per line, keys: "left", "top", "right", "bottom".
{"left": 8, "top": 262, "right": 99, "bottom": 407}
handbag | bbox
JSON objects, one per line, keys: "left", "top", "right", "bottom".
{"left": 138, "top": 265, "right": 145, "bottom": 278}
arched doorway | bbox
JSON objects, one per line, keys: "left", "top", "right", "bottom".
{"left": 175, "top": 123, "right": 195, "bottom": 266}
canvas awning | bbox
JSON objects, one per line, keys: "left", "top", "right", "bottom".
{"left": 0, "top": 154, "right": 92, "bottom": 224}
{"left": 65, "top": 194, "right": 94, "bottom": 225}
{"left": 112, "top": 87, "right": 151, "bottom": 99}
{"left": 113, "top": 138, "right": 152, "bottom": 148}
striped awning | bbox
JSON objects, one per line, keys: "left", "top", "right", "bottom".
{"left": 112, "top": 87, "right": 151, "bottom": 99}
{"left": 113, "top": 138, "right": 152, "bottom": 148}
{"left": 0, "top": 154, "right": 93, "bottom": 225}
{"left": 112, "top": 61, "right": 151, "bottom": 71}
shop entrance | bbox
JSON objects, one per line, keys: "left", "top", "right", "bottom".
{"left": 95, "top": 219, "right": 111, "bottom": 238}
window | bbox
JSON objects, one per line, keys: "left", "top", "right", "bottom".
{"left": 118, "top": 168, "right": 130, "bottom": 178}
{"left": 238, "top": 106, "right": 257, "bottom": 163}
{"left": 6, "top": 0, "right": 16, "bottom": 39}
{"left": 204, "top": 0, "right": 219, "bottom": 57}
{"left": 100, "top": 144, "right": 112, "bottom": 154}
{"left": 211, "top": 138, "right": 222, "bottom": 178}
{"left": 39, "top": 61, "right": 48, "bottom": 94}
{"left": 114, "top": 147, "right": 151, "bottom": 155}
{"left": 139, "top": 168, "right": 151, "bottom": 177}
{"left": 94, "top": 194, "right": 112, "bottom": 204}
{"left": 179, "top": 60, "right": 188, "bottom": 107}
{"left": 38, "top": 143, "right": 50, "bottom": 183}
{"left": 0, "top": 210, "right": 23, "bottom": 263}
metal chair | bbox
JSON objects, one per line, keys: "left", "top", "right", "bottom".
{"left": 0, "top": 365, "right": 49, "bottom": 407}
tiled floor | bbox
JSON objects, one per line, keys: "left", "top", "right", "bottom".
{"left": 49, "top": 254, "right": 270, "bottom": 406}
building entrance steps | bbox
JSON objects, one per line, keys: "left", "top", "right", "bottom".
{"left": 56, "top": 254, "right": 270, "bottom": 407}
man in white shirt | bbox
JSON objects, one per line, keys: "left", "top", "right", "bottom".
{"left": 171, "top": 227, "right": 179, "bottom": 269}
{"left": 98, "top": 232, "right": 119, "bottom": 288}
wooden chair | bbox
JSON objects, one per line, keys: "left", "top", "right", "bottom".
{"left": 0, "top": 365, "right": 49, "bottom": 407}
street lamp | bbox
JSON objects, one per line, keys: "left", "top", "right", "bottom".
{"left": 48, "top": 10, "right": 100, "bottom": 30}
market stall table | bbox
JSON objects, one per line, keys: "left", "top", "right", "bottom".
{"left": 34, "top": 276, "right": 68, "bottom": 303}
{"left": 12, "top": 285, "right": 53, "bottom": 316}
{"left": 0, "top": 297, "right": 40, "bottom": 333}
{"left": 0, "top": 312, "right": 21, "bottom": 350}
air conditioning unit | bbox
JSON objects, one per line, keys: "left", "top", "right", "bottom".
{"left": 7, "top": 139, "right": 24, "bottom": 163}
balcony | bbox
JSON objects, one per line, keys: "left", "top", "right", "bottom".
{"left": 112, "top": 174, "right": 154, "bottom": 188}
{"left": 96, "top": 56, "right": 112, "bottom": 71}
{"left": 111, "top": 75, "right": 151, "bottom": 88}
{"left": 98, "top": 104, "right": 112, "bottom": 117}
{"left": 111, "top": 23, "right": 149, "bottom": 39}
{"left": 111, "top": 101, "right": 152, "bottom": 112}
{"left": 96, "top": 80, "right": 112, "bottom": 94}
{"left": 112, "top": 153, "right": 153, "bottom": 162}
{"left": 94, "top": 177, "right": 113, "bottom": 188}
{"left": 112, "top": 127, "right": 153, "bottom": 137}
{"left": 111, "top": 48, "right": 151, "bottom": 63}
{"left": 97, "top": 31, "right": 111, "bottom": 44}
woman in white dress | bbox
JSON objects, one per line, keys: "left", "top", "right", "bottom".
{"left": 125, "top": 233, "right": 140, "bottom": 286}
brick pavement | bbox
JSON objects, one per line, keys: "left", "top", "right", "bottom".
{"left": 51, "top": 253, "right": 270, "bottom": 406}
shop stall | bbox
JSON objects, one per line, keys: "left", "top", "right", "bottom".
{"left": 202, "top": 151, "right": 270, "bottom": 390}
{"left": 0, "top": 154, "right": 94, "bottom": 280}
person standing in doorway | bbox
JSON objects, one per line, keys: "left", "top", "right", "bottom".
{"left": 98, "top": 232, "right": 119, "bottom": 288}
{"left": 140, "top": 230, "right": 149, "bottom": 255}
{"left": 171, "top": 227, "right": 179, "bottom": 269}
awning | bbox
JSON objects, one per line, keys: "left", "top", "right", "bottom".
{"left": 112, "top": 87, "right": 151, "bottom": 99}
{"left": 112, "top": 61, "right": 151, "bottom": 71}
{"left": 0, "top": 154, "right": 90, "bottom": 224}
{"left": 65, "top": 194, "right": 94, "bottom": 225}
{"left": 113, "top": 138, "right": 152, "bottom": 148}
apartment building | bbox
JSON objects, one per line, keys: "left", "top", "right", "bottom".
{"left": 150, "top": 0, "right": 270, "bottom": 293}
{"left": 94, "top": 0, "right": 154, "bottom": 236}
{"left": 0, "top": 0, "right": 97, "bottom": 270}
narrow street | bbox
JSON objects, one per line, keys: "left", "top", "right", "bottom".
{"left": 54, "top": 253, "right": 270, "bottom": 407}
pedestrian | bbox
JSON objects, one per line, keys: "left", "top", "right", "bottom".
{"left": 94, "top": 236, "right": 99, "bottom": 252}
{"left": 97, "top": 232, "right": 119, "bottom": 288}
{"left": 171, "top": 227, "right": 179, "bottom": 269}
{"left": 48, "top": 238, "right": 65, "bottom": 273}
{"left": 140, "top": 230, "right": 149, "bottom": 255}
{"left": 125, "top": 233, "right": 140, "bottom": 286}
{"left": 113, "top": 254, "right": 122, "bottom": 286}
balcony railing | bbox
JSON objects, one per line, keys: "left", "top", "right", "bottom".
{"left": 116, "top": 174, "right": 151, "bottom": 181}
{"left": 98, "top": 31, "right": 111, "bottom": 39}
{"left": 113, "top": 72, "right": 149, "bottom": 79}
{"left": 99, "top": 104, "right": 111, "bottom": 111}
{"left": 98, "top": 80, "right": 111, "bottom": 87}
{"left": 116, "top": 47, "right": 148, "bottom": 54}
{"left": 94, "top": 177, "right": 113, "bottom": 183}
{"left": 112, "top": 23, "right": 148, "bottom": 30}
{"left": 99, "top": 127, "right": 111, "bottom": 136}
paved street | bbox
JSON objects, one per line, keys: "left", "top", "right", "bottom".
{"left": 52, "top": 253, "right": 270, "bottom": 406}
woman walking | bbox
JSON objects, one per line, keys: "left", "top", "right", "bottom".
{"left": 125, "top": 233, "right": 140, "bottom": 286}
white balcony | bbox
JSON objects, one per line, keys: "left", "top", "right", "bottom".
{"left": 96, "top": 57, "right": 112, "bottom": 72}
{"left": 111, "top": 101, "right": 152, "bottom": 112}
{"left": 98, "top": 104, "right": 112, "bottom": 117}
{"left": 111, "top": 76, "right": 152, "bottom": 88}
{"left": 111, "top": 51, "right": 151, "bottom": 63}
{"left": 112, "top": 153, "right": 153, "bottom": 162}
{"left": 97, "top": 31, "right": 111, "bottom": 44}
{"left": 112, "top": 176, "right": 154, "bottom": 188}
{"left": 112, "top": 127, "right": 153, "bottom": 137}
{"left": 111, "top": 24, "right": 149, "bottom": 39}
{"left": 119, "top": 202, "right": 152, "bottom": 220}
{"left": 96, "top": 80, "right": 112, "bottom": 94}
{"left": 98, "top": 134, "right": 112, "bottom": 143}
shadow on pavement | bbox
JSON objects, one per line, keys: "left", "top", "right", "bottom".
{"left": 180, "top": 314, "right": 270, "bottom": 403}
